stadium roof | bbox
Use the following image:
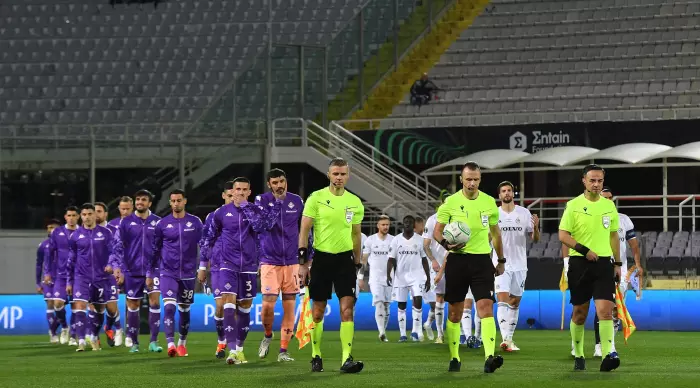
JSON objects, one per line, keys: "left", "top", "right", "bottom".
{"left": 422, "top": 142, "right": 700, "bottom": 176}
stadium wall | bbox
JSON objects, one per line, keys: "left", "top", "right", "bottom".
{"left": 0, "top": 233, "right": 45, "bottom": 294}
{"left": 2, "top": 291, "right": 698, "bottom": 335}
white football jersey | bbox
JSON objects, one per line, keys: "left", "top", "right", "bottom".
{"left": 493, "top": 205, "right": 533, "bottom": 271}
{"left": 422, "top": 213, "right": 448, "bottom": 266}
{"left": 363, "top": 233, "right": 394, "bottom": 285}
{"left": 389, "top": 233, "right": 427, "bottom": 287}
{"left": 617, "top": 213, "right": 636, "bottom": 274}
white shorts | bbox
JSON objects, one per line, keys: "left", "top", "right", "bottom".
{"left": 424, "top": 271, "right": 446, "bottom": 303}
{"left": 494, "top": 270, "right": 527, "bottom": 297}
{"left": 369, "top": 283, "right": 392, "bottom": 304}
{"left": 392, "top": 284, "right": 424, "bottom": 302}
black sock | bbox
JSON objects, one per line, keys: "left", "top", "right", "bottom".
{"left": 594, "top": 315, "right": 600, "bottom": 344}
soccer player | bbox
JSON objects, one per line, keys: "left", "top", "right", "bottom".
{"left": 93, "top": 201, "right": 123, "bottom": 344}
{"left": 494, "top": 181, "right": 540, "bottom": 351}
{"left": 107, "top": 196, "right": 134, "bottom": 234}
{"left": 298, "top": 157, "right": 365, "bottom": 373}
{"left": 589, "top": 187, "right": 642, "bottom": 357}
{"left": 388, "top": 215, "right": 431, "bottom": 343}
{"left": 559, "top": 164, "right": 622, "bottom": 372}
{"left": 37, "top": 219, "right": 62, "bottom": 343}
{"left": 432, "top": 161, "right": 505, "bottom": 373}
{"left": 423, "top": 210, "right": 448, "bottom": 344}
{"left": 44, "top": 206, "right": 80, "bottom": 345}
{"left": 256, "top": 169, "right": 305, "bottom": 362}
{"left": 200, "top": 181, "right": 235, "bottom": 359}
{"left": 95, "top": 202, "right": 109, "bottom": 227}
{"left": 201, "top": 177, "right": 281, "bottom": 365}
{"left": 358, "top": 215, "right": 393, "bottom": 341}
{"left": 65, "top": 203, "right": 120, "bottom": 352}
{"left": 149, "top": 189, "right": 203, "bottom": 357}
{"left": 103, "top": 196, "right": 132, "bottom": 347}
{"left": 110, "top": 189, "right": 163, "bottom": 353}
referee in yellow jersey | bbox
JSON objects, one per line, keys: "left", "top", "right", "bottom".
{"left": 433, "top": 161, "right": 505, "bottom": 373}
{"left": 559, "top": 164, "right": 622, "bottom": 372}
{"left": 298, "top": 157, "right": 364, "bottom": 374}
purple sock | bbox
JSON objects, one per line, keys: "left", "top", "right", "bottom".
{"left": 75, "top": 311, "right": 87, "bottom": 340}
{"left": 178, "top": 306, "right": 191, "bottom": 341}
{"left": 93, "top": 311, "right": 104, "bottom": 337}
{"left": 149, "top": 307, "right": 161, "bottom": 343}
{"left": 113, "top": 315, "right": 122, "bottom": 330}
{"left": 55, "top": 307, "right": 67, "bottom": 330}
{"left": 47, "top": 310, "right": 57, "bottom": 335}
{"left": 70, "top": 311, "right": 76, "bottom": 338}
{"left": 164, "top": 303, "right": 176, "bottom": 344}
{"left": 106, "top": 311, "right": 120, "bottom": 331}
{"left": 127, "top": 308, "right": 140, "bottom": 344}
{"left": 236, "top": 307, "right": 251, "bottom": 349}
{"left": 224, "top": 303, "right": 237, "bottom": 346}
{"left": 215, "top": 316, "right": 225, "bottom": 343}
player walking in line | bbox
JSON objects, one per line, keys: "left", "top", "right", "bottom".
{"left": 494, "top": 181, "right": 540, "bottom": 352}
{"left": 107, "top": 196, "right": 134, "bottom": 235}
{"left": 110, "top": 189, "right": 163, "bottom": 353}
{"left": 65, "top": 203, "right": 120, "bottom": 352}
{"left": 37, "top": 219, "right": 62, "bottom": 343}
{"left": 388, "top": 215, "right": 431, "bottom": 343}
{"left": 589, "top": 187, "right": 642, "bottom": 357}
{"left": 256, "top": 169, "right": 306, "bottom": 363}
{"left": 93, "top": 201, "right": 123, "bottom": 343}
{"left": 432, "top": 161, "right": 505, "bottom": 373}
{"left": 149, "top": 189, "right": 204, "bottom": 358}
{"left": 200, "top": 177, "right": 281, "bottom": 365}
{"left": 298, "top": 157, "right": 365, "bottom": 374}
{"left": 44, "top": 206, "right": 80, "bottom": 346}
{"left": 559, "top": 164, "right": 622, "bottom": 372}
{"left": 423, "top": 209, "right": 448, "bottom": 344}
{"left": 358, "top": 215, "right": 394, "bottom": 342}
{"left": 200, "top": 181, "right": 235, "bottom": 359}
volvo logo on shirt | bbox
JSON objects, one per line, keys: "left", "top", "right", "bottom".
{"left": 500, "top": 226, "right": 524, "bottom": 232}
{"left": 398, "top": 249, "right": 420, "bottom": 255}
{"left": 373, "top": 250, "right": 390, "bottom": 255}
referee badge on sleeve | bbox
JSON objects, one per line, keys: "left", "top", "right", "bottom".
{"left": 345, "top": 208, "right": 354, "bottom": 223}
{"left": 481, "top": 214, "right": 489, "bottom": 227}
{"left": 602, "top": 216, "right": 611, "bottom": 229}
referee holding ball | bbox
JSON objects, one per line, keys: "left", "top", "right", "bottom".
{"left": 432, "top": 161, "right": 505, "bottom": 373}
{"left": 298, "top": 157, "right": 365, "bottom": 374}
{"left": 559, "top": 164, "right": 622, "bottom": 372}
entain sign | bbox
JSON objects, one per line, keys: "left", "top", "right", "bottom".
{"left": 509, "top": 130, "right": 572, "bottom": 153}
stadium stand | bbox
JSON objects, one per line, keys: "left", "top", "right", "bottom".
{"left": 389, "top": 0, "right": 700, "bottom": 122}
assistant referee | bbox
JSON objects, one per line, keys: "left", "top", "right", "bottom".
{"left": 433, "top": 161, "right": 505, "bottom": 374}
{"left": 298, "top": 157, "right": 364, "bottom": 374}
{"left": 559, "top": 164, "right": 622, "bottom": 372}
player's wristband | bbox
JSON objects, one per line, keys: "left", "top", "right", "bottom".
{"left": 497, "top": 258, "right": 507, "bottom": 264}
{"left": 298, "top": 248, "right": 308, "bottom": 264}
{"left": 439, "top": 239, "right": 450, "bottom": 249}
{"left": 574, "top": 243, "right": 590, "bottom": 256}
{"left": 612, "top": 261, "right": 623, "bottom": 266}
{"left": 357, "top": 272, "right": 364, "bottom": 280}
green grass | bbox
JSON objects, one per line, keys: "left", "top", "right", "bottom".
{"left": 1, "top": 331, "right": 699, "bottom": 388}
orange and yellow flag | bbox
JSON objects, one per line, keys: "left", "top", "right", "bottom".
{"left": 295, "top": 292, "right": 316, "bottom": 349}
{"left": 615, "top": 287, "right": 636, "bottom": 343}
{"left": 559, "top": 268, "right": 568, "bottom": 292}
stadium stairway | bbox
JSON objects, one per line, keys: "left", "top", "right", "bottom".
{"left": 346, "top": 0, "right": 490, "bottom": 128}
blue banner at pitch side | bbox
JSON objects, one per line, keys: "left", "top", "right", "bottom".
{"left": 0, "top": 290, "right": 697, "bottom": 335}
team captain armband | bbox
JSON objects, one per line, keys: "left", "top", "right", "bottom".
{"left": 574, "top": 243, "right": 590, "bottom": 256}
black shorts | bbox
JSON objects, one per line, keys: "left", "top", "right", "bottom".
{"left": 309, "top": 250, "right": 357, "bottom": 302}
{"left": 444, "top": 253, "right": 495, "bottom": 304}
{"left": 568, "top": 256, "right": 616, "bottom": 305}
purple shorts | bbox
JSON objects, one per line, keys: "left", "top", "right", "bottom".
{"left": 160, "top": 275, "right": 195, "bottom": 304}
{"left": 47, "top": 277, "right": 68, "bottom": 301}
{"left": 219, "top": 270, "right": 257, "bottom": 300}
{"left": 211, "top": 270, "right": 222, "bottom": 299}
{"left": 124, "top": 275, "right": 160, "bottom": 300}
{"left": 73, "top": 276, "right": 118, "bottom": 304}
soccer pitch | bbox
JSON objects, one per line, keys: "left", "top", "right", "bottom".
{"left": 2, "top": 331, "right": 699, "bottom": 388}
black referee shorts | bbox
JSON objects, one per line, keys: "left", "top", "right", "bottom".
{"left": 568, "top": 256, "right": 616, "bottom": 305}
{"left": 309, "top": 250, "right": 357, "bottom": 302}
{"left": 444, "top": 253, "right": 495, "bottom": 304}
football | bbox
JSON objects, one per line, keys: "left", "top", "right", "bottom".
{"left": 442, "top": 221, "right": 471, "bottom": 245}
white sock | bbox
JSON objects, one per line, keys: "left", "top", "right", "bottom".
{"left": 412, "top": 307, "right": 423, "bottom": 336}
{"left": 474, "top": 313, "right": 482, "bottom": 340}
{"left": 398, "top": 309, "right": 407, "bottom": 337}
{"left": 426, "top": 309, "right": 435, "bottom": 327}
{"left": 436, "top": 302, "right": 445, "bottom": 337}
{"left": 461, "top": 309, "right": 472, "bottom": 337}
{"left": 508, "top": 306, "right": 519, "bottom": 341}
{"left": 497, "top": 302, "right": 510, "bottom": 342}
{"left": 374, "top": 304, "right": 385, "bottom": 336}
{"left": 384, "top": 303, "right": 390, "bottom": 331}
{"left": 178, "top": 338, "right": 187, "bottom": 347}
{"left": 236, "top": 345, "right": 243, "bottom": 352}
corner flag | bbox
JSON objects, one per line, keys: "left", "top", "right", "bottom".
{"left": 295, "top": 292, "right": 316, "bottom": 349}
